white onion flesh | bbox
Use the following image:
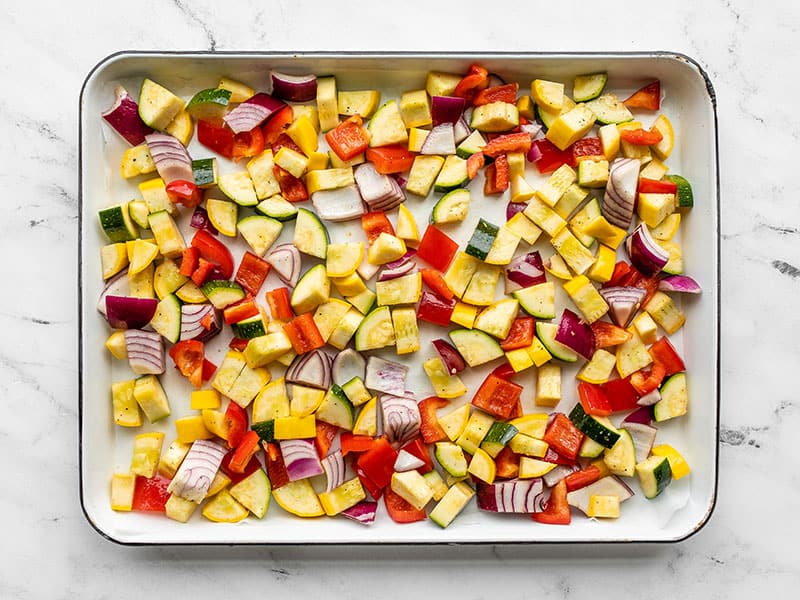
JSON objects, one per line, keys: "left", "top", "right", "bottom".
{"left": 167, "top": 439, "right": 227, "bottom": 502}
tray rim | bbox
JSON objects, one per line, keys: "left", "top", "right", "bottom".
{"left": 78, "top": 50, "right": 720, "bottom": 547}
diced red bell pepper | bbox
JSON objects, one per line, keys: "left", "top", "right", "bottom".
{"left": 418, "top": 397, "right": 449, "bottom": 444}
{"left": 357, "top": 467, "right": 383, "bottom": 500}
{"left": 220, "top": 448, "right": 261, "bottom": 485}
{"left": 235, "top": 251, "right": 271, "bottom": 296}
{"left": 571, "top": 137, "right": 604, "bottom": 162}
{"left": 483, "top": 154, "right": 509, "bottom": 195}
{"left": 603, "top": 377, "right": 641, "bottom": 413}
{"left": 416, "top": 225, "right": 459, "bottom": 271}
{"left": 648, "top": 336, "right": 686, "bottom": 376}
{"left": 383, "top": 487, "right": 427, "bottom": 523}
{"left": 619, "top": 268, "right": 660, "bottom": 306}
{"left": 541, "top": 447, "right": 578, "bottom": 466}
{"left": 366, "top": 145, "right": 416, "bottom": 174}
{"left": 168, "top": 340, "right": 204, "bottom": 389}
{"left": 494, "top": 446, "right": 521, "bottom": 479}
{"left": 224, "top": 401, "right": 248, "bottom": 449}
{"left": 629, "top": 362, "right": 667, "bottom": 396}
{"left": 619, "top": 128, "right": 663, "bottom": 146}
{"left": 179, "top": 246, "right": 199, "bottom": 277}
{"left": 499, "top": 317, "right": 535, "bottom": 351}
{"left": 591, "top": 321, "right": 633, "bottom": 349}
{"left": 191, "top": 229, "right": 235, "bottom": 279}
{"left": 490, "top": 362, "right": 517, "bottom": 381}
{"left": 326, "top": 115, "right": 370, "bottom": 161}
{"left": 481, "top": 132, "right": 532, "bottom": 158}
{"left": 638, "top": 177, "right": 678, "bottom": 194}
{"left": 416, "top": 290, "right": 456, "bottom": 327}
{"left": 197, "top": 119, "right": 235, "bottom": 158}
{"left": 231, "top": 127, "right": 265, "bottom": 161}
{"left": 283, "top": 312, "right": 325, "bottom": 354}
{"left": 190, "top": 257, "right": 215, "bottom": 286}
{"left": 531, "top": 138, "right": 577, "bottom": 174}
{"left": 263, "top": 442, "right": 290, "bottom": 490}
{"left": 361, "top": 211, "right": 395, "bottom": 244}
{"left": 165, "top": 179, "right": 203, "bottom": 208}
{"left": 577, "top": 381, "right": 613, "bottom": 417}
{"left": 471, "top": 373, "right": 524, "bottom": 420}
{"left": 223, "top": 298, "right": 260, "bottom": 325}
{"left": 420, "top": 268, "right": 455, "bottom": 302}
{"left": 542, "top": 413, "right": 584, "bottom": 461}
{"left": 605, "top": 261, "right": 633, "bottom": 288}
{"left": 228, "top": 430, "right": 261, "bottom": 474}
{"left": 466, "top": 151, "right": 485, "bottom": 180}
{"left": 532, "top": 479, "right": 570, "bottom": 525}
{"left": 131, "top": 476, "right": 171, "bottom": 512}
{"left": 273, "top": 165, "right": 309, "bottom": 202}
{"left": 314, "top": 421, "right": 339, "bottom": 459}
{"left": 201, "top": 359, "right": 216, "bottom": 382}
{"left": 262, "top": 105, "right": 294, "bottom": 148}
{"left": 453, "top": 64, "right": 490, "bottom": 105}
{"left": 623, "top": 80, "right": 661, "bottom": 110}
{"left": 400, "top": 437, "right": 434, "bottom": 474}
{"left": 265, "top": 287, "right": 294, "bottom": 321}
{"left": 341, "top": 433, "right": 375, "bottom": 457}
{"left": 355, "top": 437, "right": 397, "bottom": 490}
{"left": 229, "top": 337, "right": 249, "bottom": 351}
{"left": 564, "top": 464, "right": 603, "bottom": 492}
{"left": 473, "top": 82, "right": 519, "bottom": 106}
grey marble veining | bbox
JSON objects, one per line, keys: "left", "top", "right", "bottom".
{"left": 1, "top": 0, "right": 798, "bottom": 597}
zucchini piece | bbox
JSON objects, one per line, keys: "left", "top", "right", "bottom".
{"left": 434, "top": 442, "right": 468, "bottom": 478}
{"left": 573, "top": 72, "right": 608, "bottom": 102}
{"left": 230, "top": 315, "right": 267, "bottom": 339}
{"left": 229, "top": 468, "right": 271, "bottom": 519}
{"left": 148, "top": 294, "right": 182, "bottom": 343}
{"left": 462, "top": 263, "right": 501, "bottom": 306}
{"left": 237, "top": 215, "right": 283, "bottom": 256}
{"left": 186, "top": 88, "right": 231, "bottom": 120}
{"left": 429, "top": 481, "right": 475, "bottom": 528}
{"left": 353, "top": 306, "right": 395, "bottom": 351}
{"left": 293, "top": 208, "right": 329, "bottom": 259}
{"left": 665, "top": 174, "right": 694, "bottom": 209}
{"left": 455, "top": 130, "right": 487, "bottom": 159}
{"left": 290, "top": 264, "right": 331, "bottom": 315}
{"left": 138, "top": 78, "right": 186, "bottom": 130}
{"left": 367, "top": 100, "right": 408, "bottom": 147}
{"left": 148, "top": 210, "right": 186, "bottom": 259}
{"left": 473, "top": 298, "right": 519, "bottom": 340}
{"left": 465, "top": 219, "right": 500, "bottom": 261}
{"left": 201, "top": 280, "right": 246, "bottom": 309}
{"left": 514, "top": 282, "right": 556, "bottom": 320}
{"left": 568, "top": 402, "right": 620, "bottom": 448}
{"left": 653, "top": 372, "right": 688, "bottom": 422}
{"left": 635, "top": 455, "right": 673, "bottom": 499}
{"left": 480, "top": 422, "right": 519, "bottom": 458}
{"left": 98, "top": 203, "right": 138, "bottom": 243}
{"left": 133, "top": 374, "right": 171, "bottom": 423}
{"left": 316, "top": 76, "right": 339, "bottom": 133}
{"left": 192, "top": 158, "right": 218, "bottom": 189}
{"left": 448, "top": 329, "right": 504, "bottom": 367}
{"left": 315, "top": 384, "right": 355, "bottom": 430}
{"left": 255, "top": 195, "right": 299, "bottom": 221}
{"left": 218, "top": 171, "right": 258, "bottom": 207}
{"left": 206, "top": 198, "right": 238, "bottom": 237}
{"left": 603, "top": 428, "right": 636, "bottom": 477}
{"left": 585, "top": 93, "right": 634, "bottom": 125}
{"left": 579, "top": 435, "right": 606, "bottom": 458}
{"left": 431, "top": 189, "right": 470, "bottom": 224}
{"left": 433, "top": 155, "right": 469, "bottom": 193}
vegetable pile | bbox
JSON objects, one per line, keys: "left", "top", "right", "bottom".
{"left": 101, "top": 64, "right": 698, "bottom": 528}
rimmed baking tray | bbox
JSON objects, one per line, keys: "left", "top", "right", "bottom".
{"left": 80, "top": 52, "right": 718, "bottom": 544}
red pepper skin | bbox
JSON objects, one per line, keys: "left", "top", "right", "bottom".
{"left": 619, "top": 128, "right": 663, "bottom": 146}
{"left": 577, "top": 381, "right": 613, "bottom": 417}
{"left": 273, "top": 165, "right": 308, "bottom": 202}
{"left": 591, "top": 321, "right": 632, "bottom": 349}
{"left": 341, "top": 433, "right": 377, "bottom": 457}
{"left": 416, "top": 225, "right": 458, "bottom": 271}
{"left": 223, "top": 298, "right": 259, "bottom": 325}
{"left": 179, "top": 246, "right": 199, "bottom": 277}
{"left": 418, "top": 397, "right": 449, "bottom": 444}
{"left": 168, "top": 340, "right": 204, "bottom": 389}
{"left": 326, "top": 115, "right": 370, "bottom": 161}
{"left": 283, "top": 313, "right": 325, "bottom": 354}
{"left": 499, "top": 317, "right": 535, "bottom": 351}
{"left": 235, "top": 251, "right": 271, "bottom": 296}
{"left": 356, "top": 437, "right": 397, "bottom": 490}
{"left": 356, "top": 467, "right": 383, "bottom": 500}
{"left": 466, "top": 151, "right": 485, "bottom": 180}
{"left": 383, "top": 487, "right": 427, "bottom": 523}
{"left": 481, "top": 132, "right": 531, "bottom": 158}
{"left": 605, "top": 261, "right": 633, "bottom": 288}
{"left": 201, "top": 359, "right": 217, "bottom": 382}
{"left": 197, "top": 119, "right": 235, "bottom": 158}
{"left": 494, "top": 446, "right": 521, "bottom": 479}
{"left": 361, "top": 211, "right": 395, "bottom": 244}
{"left": 314, "top": 421, "right": 339, "bottom": 459}
{"left": 228, "top": 430, "right": 261, "bottom": 473}
{"left": 365, "top": 145, "right": 416, "bottom": 174}
{"left": 420, "top": 268, "right": 455, "bottom": 302}
{"left": 471, "top": 373, "right": 524, "bottom": 420}
{"left": 399, "top": 437, "right": 434, "bottom": 474}
{"left": 541, "top": 447, "right": 578, "bottom": 466}
{"left": 648, "top": 337, "right": 686, "bottom": 376}
{"left": 262, "top": 105, "right": 294, "bottom": 148}
{"left": 571, "top": 137, "right": 604, "bottom": 162}
{"left": 483, "top": 154, "right": 509, "bottom": 195}
{"left": 532, "top": 138, "right": 577, "bottom": 174}
{"left": 224, "top": 402, "right": 248, "bottom": 449}
{"left": 231, "top": 127, "right": 265, "bottom": 161}
{"left": 638, "top": 177, "right": 678, "bottom": 194}
{"left": 473, "top": 83, "right": 519, "bottom": 106}
{"left": 629, "top": 363, "right": 667, "bottom": 396}
{"left": 453, "top": 64, "right": 490, "bottom": 105}
{"left": 623, "top": 80, "right": 661, "bottom": 110}
{"left": 265, "top": 287, "right": 294, "bottom": 321}
{"left": 490, "top": 362, "right": 516, "bottom": 381}
{"left": 542, "top": 413, "right": 584, "bottom": 462}
{"left": 603, "top": 377, "right": 641, "bottom": 413}
{"left": 228, "top": 337, "right": 249, "bottom": 352}
{"left": 564, "top": 465, "right": 603, "bottom": 492}
{"left": 263, "top": 442, "right": 290, "bottom": 490}
{"left": 191, "top": 229, "right": 234, "bottom": 279}
{"left": 220, "top": 448, "right": 261, "bottom": 485}
{"left": 416, "top": 290, "right": 456, "bottom": 327}
{"left": 165, "top": 179, "right": 203, "bottom": 208}
{"left": 532, "top": 479, "right": 571, "bottom": 525}
{"left": 190, "top": 257, "right": 215, "bottom": 286}
{"left": 132, "top": 476, "right": 171, "bottom": 512}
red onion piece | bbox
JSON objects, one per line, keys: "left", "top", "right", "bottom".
{"left": 281, "top": 439, "right": 324, "bottom": 481}
{"left": 124, "top": 329, "right": 165, "bottom": 375}
{"left": 393, "top": 449, "right": 426, "bottom": 473}
{"left": 378, "top": 262, "right": 417, "bottom": 281}
{"left": 603, "top": 158, "right": 639, "bottom": 229}
{"left": 599, "top": 286, "right": 646, "bottom": 328}
{"left": 311, "top": 186, "right": 366, "bottom": 222}
{"left": 505, "top": 251, "right": 546, "bottom": 294}
{"left": 224, "top": 93, "right": 286, "bottom": 134}
{"left": 453, "top": 115, "right": 471, "bottom": 144}
{"left": 365, "top": 356, "right": 408, "bottom": 397}
{"left": 659, "top": 275, "right": 702, "bottom": 294}
{"left": 626, "top": 224, "right": 670, "bottom": 277}
{"left": 270, "top": 71, "right": 318, "bottom": 102}
{"left": 420, "top": 123, "right": 456, "bottom": 155}
{"left": 636, "top": 388, "right": 661, "bottom": 406}
{"left": 506, "top": 200, "right": 527, "bottom": 222}
{"left": 519, "top": 121, "right": 543, "bottom": 139}
{"left": 622, "top": 405, "right": 654, "bottom": 425}
{"left": 167, "top": 439, "right": 227, "bottom": 502}
{"left": 105, "top": 295, "right": 158, "bottom": 329}
{"left": 101, "top": 85, "right": 154, "bottom": 146}
{"left": 476, "top": 479, "right": 545, "bottom": 513}
{"left": 322, "top": 450, "right": 346, "bottom": 492}
{"left": 190, "top": 207, "right": 219, "bottom": 235}
{"left": 380, "top": 393, "right": 421, "bottom": 446}
{"left": 384, "top": 249, "right": 416, "bottom": 270}
{"left": 286, "top": 349, "right": 332, "bottom": 390}
{"left": 265, "top": 243, "right": 301, "bottom": 287}
{"left": 623, "top": 423, "right": 658, "bottom": 464}
{"left": 341, "top": 501, "right": 378, "bottom": 524}
{"left": 145, "top": 133, "right": 193, "bottom": 184}
{"left": 555, "top": 308, "right": 595, "bottom": 360}
{"left": 542, "top": 464, "right": 580, "bottom": 488}
{"left": 527, "top": 142, "right": 543, "bottom": 163}
{"left": 180, "top": 304, "right": 221, "bottom": 342}
{"left": 97, "top": 269, "right": 130, "bottom": 316}
{"left": 331, "top": 348, "right": 366, "bottom": 387}
{"left": 432, "top": 339, "right": 467, "bottom": 374}
{"left": 431, "top": 96, "right": 465, "bottom": 126}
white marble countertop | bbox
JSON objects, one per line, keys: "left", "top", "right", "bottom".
{"left": 3, "top": 0, "right": 798, "bottom": 597}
